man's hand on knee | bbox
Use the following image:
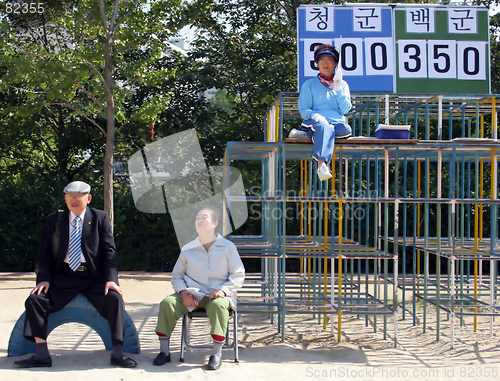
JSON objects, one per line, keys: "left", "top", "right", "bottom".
{"left": 31, "top": 281, "right": 50, "bottom": 295}
{"left": 105, "top": 281, "right": 122, "bottom": 296}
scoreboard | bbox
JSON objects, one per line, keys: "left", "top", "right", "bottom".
{"left": 297, "top": 4, "right": 490, "bottom": 94}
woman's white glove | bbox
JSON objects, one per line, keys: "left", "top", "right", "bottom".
{"left": 311, "top": 113, "right": 328, "bottom": 124}
{"left": 333, "top": 67, "right": 343, "bottom": 92}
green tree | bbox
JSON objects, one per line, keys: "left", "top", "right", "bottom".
{"left": 0, "top": 0, "right": 206, "bottom": 226}
{"left": 189, "top": 0, "right": 309, "bottom": 140}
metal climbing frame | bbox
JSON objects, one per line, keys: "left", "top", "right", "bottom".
{"left": 346, "top": 93, "right": 500, "bottom": 349}
{"left": 224, "top": 92, "right": 500, "bottom": 348}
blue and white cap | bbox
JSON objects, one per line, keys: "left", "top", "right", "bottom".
{"left": 314, "top": 45, "right": 339, "bottom": 62}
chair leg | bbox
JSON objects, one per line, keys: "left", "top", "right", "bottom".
{"left": 180, "top": 310, "right": 240, "bottom": 364}
{"left": 234, "top": 310, "right": 239, "bottom": 363}
{"left": 179, "top": 314, "right": 186, "bottom": 362}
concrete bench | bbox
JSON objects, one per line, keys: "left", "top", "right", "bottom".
{"left": 8, "top": 293, "right": 140, "bottom": 357}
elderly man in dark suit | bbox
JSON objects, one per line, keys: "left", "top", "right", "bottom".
{"left": 15, "top": 181, "right": 137, "bottom": 368}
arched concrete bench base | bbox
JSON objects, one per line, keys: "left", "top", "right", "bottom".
{"left": 8, "top": 293, "right": 140, "bottom": 357}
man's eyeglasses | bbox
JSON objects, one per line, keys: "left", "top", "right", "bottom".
{"left": 65, "top": 193, "right": 89, "bottom": 199}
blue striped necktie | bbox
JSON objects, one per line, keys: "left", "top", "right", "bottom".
{"left": 68, "top": 216, "right": 82, "bottom": 271}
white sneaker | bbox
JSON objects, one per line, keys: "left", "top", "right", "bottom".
{"left": 317, "top": 163, "right": 332, "bottom": 181}
{"left": 289, "top": 128, "right": 311, "bottom": 139}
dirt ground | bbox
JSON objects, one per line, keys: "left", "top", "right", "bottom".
{"left": 1, "top": 275, "right": 499, "bottom": 381}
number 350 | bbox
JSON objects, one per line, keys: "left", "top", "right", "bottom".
{"left": 398, "top": 40, "right": 486, "bottom": 80}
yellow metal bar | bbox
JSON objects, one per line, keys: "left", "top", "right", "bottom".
{"left": 300, "top": 256, "right": 304, "bottom": 299}
{"left": 478, "top": 96, "right": 496, "bottom": 103}
{"left": 275, "top": 99, "right": 279, "bottom": 143}
{"left": 304, "top": 159, "right": 308, "bottom": 196}
{"left": 480, "top": 158, "right": 484, "bottom": 241}
{"left": 474, "top": 204, "right": 479, "bottom": 251}
{"left": 417, "top": 160, "right": 421, "bottom": 276}
{"left": 474, "top": 255, "right": 478, "bottom": 332}
{"left": 446, "top": 113, "right": 486, "bottom": 117}
{"left": 300, "top": 160, "right": 304, "bottom": 236}
{"left": 323, "top": 256, "right": 328, "bottom": 329}
{"left": 447, "top": 248, "right": 492, "bottom": 253}
{"left": 300, "top": 159, "right": 305, "bottom": 300}
{"left": 308, "top": 201, "right": 312, "bottom": 239}
{"left": 266, "top": 111, "right": 270, "bottom": 143}
{"left": 492, "top": 97, "right": 496, "bottom": 140}
{"left": 324, "top": 201, "right": 328, "bottom": 248}
{"left": 331, "top": 147, "right": 336, "bottom": 198}
{"left": 491, "top": 148, "right": 496, "bottom": 201}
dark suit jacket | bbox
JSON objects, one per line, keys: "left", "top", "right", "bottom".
{"left": 35, "top": 207, "right": 119, "bottom": 285}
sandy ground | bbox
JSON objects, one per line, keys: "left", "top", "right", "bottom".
{"left": 0, "top": 274, "right": 499, "bottom": 381}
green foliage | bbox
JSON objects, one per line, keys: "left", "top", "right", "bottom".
{"left": 190, "top": 0, "right": 303, "bottom": 138}
{"left": 0, "top": 0, "right": 204, "bottom": 271}
{"left": 0, "top": 178, "right": 64, "bottom": 271}
{"left": 490, "top": 11, "right": 500, "bottom": 93}
{"left": 1, "top": 0, "right": 500, "bottom": 272}
{"left": 112, "top": 186, "right": 181, "bottom": 271}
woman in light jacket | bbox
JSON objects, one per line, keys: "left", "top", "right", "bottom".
{"left": 153, "top": 204, "right": 245, "bottom": 371}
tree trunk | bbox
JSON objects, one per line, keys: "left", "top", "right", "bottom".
{"left": 103, "top": 31, "right": 115, "bottom": 229}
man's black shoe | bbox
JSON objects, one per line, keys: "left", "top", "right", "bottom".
{"left": 110, "top": 354, "right": 137, "bottom": 368}
{"left": 14, "top": 355, "right": 52, "bottom": 368}
{"left": 206, "top": 354, "right": 221, "bottom": 370}
{"left": 153, "top": 352, "right": 171, "bottom": 366}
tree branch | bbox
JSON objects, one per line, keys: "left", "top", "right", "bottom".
{"left": 98, "top": 0, "right": 109, "bottom": 34}
{"left": 82, "top": 60, "right": 112, "bottom": 97}
{"left": 8, "top": 85, "right": 46, "bottom": 94}
{"left": 109, "top": 0, "right": 122, "bottom": 32}
{"left": 75, "top": 79, "right": 106, "bottom": 111}
{"left": 6, "top": 150, "right": 38, "bottom": 170}
{"left": 70, "top": 143, "right": 104, "bottom": 178}
{"left": 112, "top": 1, "right": 135, "bottom": 34}
{"left": 49, "top": 101, "right": 107, "bottom": 136}
{"left": 40, "top": 109, "right": 60, "bottom": 135}
{"left": 7, "top": 43, "right": 112, "bottom": 99}
{"left": 37, "top": 133, "right": 58, "bottom": 159}
{"left": 116, "top": 114, "right": 134, "bottom": 131}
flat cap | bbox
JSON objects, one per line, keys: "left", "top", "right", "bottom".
{"left": 63, "top": 181, "right": 91, "bottom": 194}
